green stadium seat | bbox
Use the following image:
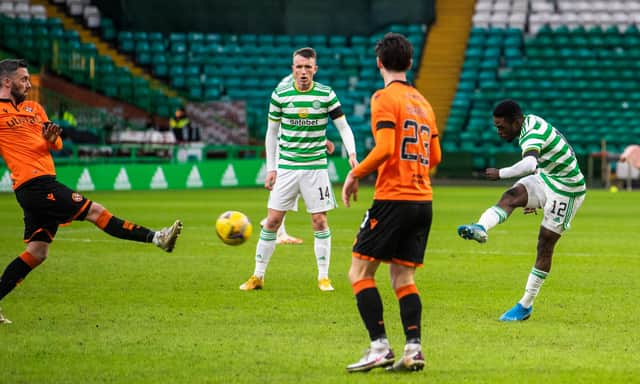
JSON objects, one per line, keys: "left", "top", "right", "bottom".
{"left": 467, "top": 34, "right": 484, "bottom": 48}
{"left": 310, "top": 35, "right": 328, "bottom": 47}
{"left": 170, "top": 75, "right": 186, "bottom": 89}
{"left": 291, "top": 35, "right": 309, "bottom": 47}
{"left": 203, "top": 87, "right": 221, "bottom": 100}
{"left": 258, "top": 34, "right": 275, "bottom": 47}
{"left": 469, "top": 27, "right": 486, "bottom": 39}
{"left": 387, "top": 24, "right": 409, "bottom": 35}
{"left": 351, "top": 35, "right": 367, "bottom": 48}
{"left": 169, "top": 32, "right": 186, "bottom": 43}
{"left": 135, "top": 39, "right": 150, "bottom": 53}
{"left": 239, "top": 33, "right": 257, "bottom": 46}
{"left": 187, "top": 85, "right": 203, "bottom": 101}
{"left": 132, "top": 31, "right": 148, "bottom": 42}
{"left": 465, "top": 47, "right": 483, "bottom": 60}
{"left": 170, "top": 40, "right": 187, "bottom": 54}
{"left": 273, "top": 34, "right": 291, "bottom": 47}
{"left": 117, "top": 77, "right": 134, "bottom": 102}
{"left": 134, "top": 87, "right": 152, "bottom": 110}
{"left": 486, "top": 34, "right": 502, "bottom": 48}
{"left": 152, "top": 58, "right": 169, "bottom": 78}
{"left": 184, "top": 75, "right": 201, "bottom": 88}
{"left": 168, "top": 53, "right": 187, "bottom": 66}
{"left": 118, "top": 31, "right": 134, "bottom": 53}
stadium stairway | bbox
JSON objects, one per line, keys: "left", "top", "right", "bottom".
{"left": 29, "top": 0, "right": 177, "bottom": 99}
{"left": 415, "top": 0, "right": 475, "bottom": 133}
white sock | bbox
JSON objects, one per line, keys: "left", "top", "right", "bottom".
{"left": 478, "top": 205, "right": 508, "bottom": 231}
{"left": 277, "top": 217, "right": 287, "bottom": 238}
{"left": 404, "top": 342, "right": 421, "bottom": 355}
{"left": 518, "top": 267, "right": 548, "bottom": 308}
{"left": 314, "top": 229, "right": 331, "bottom": 280}
{"left": 371, "top": 337, "right": 390, "bottom": 350}
{"left": 253, "top": 228, "right": 277, "bottom": 279}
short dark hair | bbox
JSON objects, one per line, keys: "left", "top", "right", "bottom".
{"left": 0, "top": 59, "right": 27, "bottom": 78}
{"left": 493, "top": 99, "right": 523, "bottom": 122}
{"left": 293, "top": 47, "right": 316, "bottom": 60}
{"left": 375, "top": 32, "right": 413, "bottom": 72}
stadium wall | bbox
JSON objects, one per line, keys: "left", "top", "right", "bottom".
{"left": 0, "top": 159, "right": 353, "bottom": 192}
{"left": 93, "top": 0, "right": 435, "bottom": 35}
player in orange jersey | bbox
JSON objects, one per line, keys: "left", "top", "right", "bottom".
{"left": 0, "top": 59, "right": 182, "bottom": 324}
{"left": 342, "top": 33, "right": 441, "bottom": 373}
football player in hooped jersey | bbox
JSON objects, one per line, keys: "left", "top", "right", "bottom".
{"left": 257, "top": 72, "right": 338, "bottom": 246}
{"left": 0, "top": 59, "right": 182, "bottom": 324}
{"left": 457, "top": 99, "right": 586, "bottom": 322}
{"left": 240, "top": 47, "right": 358, "bottom": 292}
{"left": 342, "top": 33, "right": 441, "bottom": 373}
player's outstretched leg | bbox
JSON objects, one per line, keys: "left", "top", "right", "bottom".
{"left": 499, "top": 303, "right": 533, "bottom": 321}
{"left": 386, "top": 343, "right": 425, "bottom": 372}
{"left": 153, "top": 220, "right": 183, "bottom": 252}
{"left": 457, "top": 223, "right": 488, "bottom": 243}
{"left": 347, "top": 338, "right": 395, "bottom": 373}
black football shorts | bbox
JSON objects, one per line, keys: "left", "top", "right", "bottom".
{"left": 14, "top": 176, "right": 91, "bottom": 242}
{"left": 352, "top": 200, "right": 432, "bottom": 267}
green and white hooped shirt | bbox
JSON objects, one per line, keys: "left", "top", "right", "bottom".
{"left": 268, "top": 81, "right": 341, "bottom": 170}
{"left": 519, "top": 114, "right": 586, "bottom": 197}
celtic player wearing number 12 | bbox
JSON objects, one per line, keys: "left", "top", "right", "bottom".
{"left": 457, "top": 99, "right": 586, "bottom": 322}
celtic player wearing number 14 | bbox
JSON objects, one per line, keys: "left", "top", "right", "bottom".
{"left": 239, "top": 47, "right": 358, "bottom": 292}
{"left": 457, "top": 99, "right": 586, "bottom": 322}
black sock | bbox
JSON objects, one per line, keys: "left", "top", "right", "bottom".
{"left": 399, "top": 293, "right": 422, "bottom": 343}
{"left": 103, "top": 216, "right": 154, "bottom": 243}
{"left": 356, "top": 287, "right": 386, "bottom": 341}
{"left": 0, "top": 257, "right": 32, "bottom": 300}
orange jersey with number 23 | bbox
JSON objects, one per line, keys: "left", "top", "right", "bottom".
{"left": 352, "top": 81, "right": 441, "bottom": 201}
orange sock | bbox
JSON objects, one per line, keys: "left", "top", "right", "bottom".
{"left": 19, "top": 251, "right": 43, "bottom": 269}
{"left": 95, "top": 210, "right": 113, "bottom": 229}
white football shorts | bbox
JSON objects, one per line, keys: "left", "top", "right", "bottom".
{"left": 268, "top": 168, "right": 337, "bottom": 213}
{"left": 516, "top": 174, "right": 585, "bottom": 235}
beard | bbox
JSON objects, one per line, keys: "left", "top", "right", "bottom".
{"left": 11, "top": 85, "right": 26, "bottom": 104}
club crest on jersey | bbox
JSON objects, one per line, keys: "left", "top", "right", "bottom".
{"left": 71, "top": 192, "right": 83, "bottom": 202}
{"left": 312, "top": 100, "right": 321, "bottom": 109}
{"left": 24, "top": 106, "right": 33, "bottom": 112}
{"left": 298, "top": 108, "right": 309, "bottom": 118}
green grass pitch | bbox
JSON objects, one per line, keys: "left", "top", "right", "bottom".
{"left": 0, "top": 186, "right": 638, "bottom": 383}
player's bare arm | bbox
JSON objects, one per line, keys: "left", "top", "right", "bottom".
{"left": 264, "top": 170, "right": 277, "bottom": 191}
{"left": 326, "top": 139, "right": 335, "bottom": 155}
{"left": 348, "top": 154, "right": 359, "bottom": 169}
{"left": 485, "top": 168, "right": 500, "bottom": 180}
{"left": 341, "top": 172, "right": 358, "bottom": 207}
